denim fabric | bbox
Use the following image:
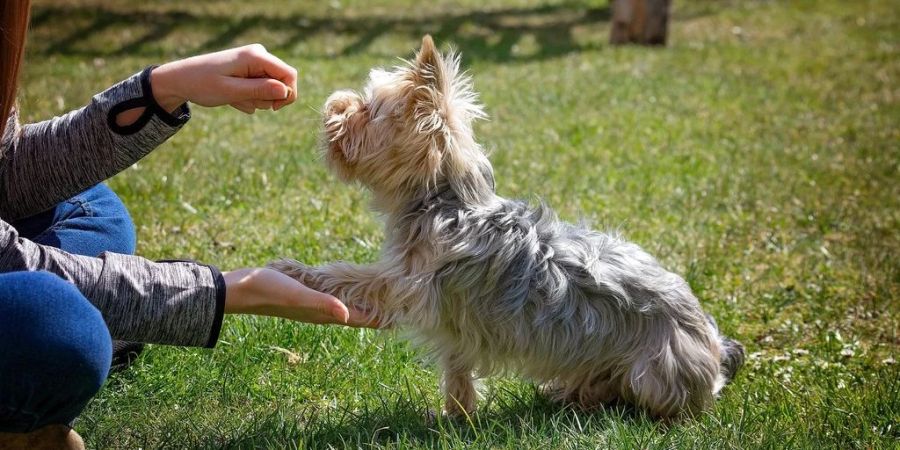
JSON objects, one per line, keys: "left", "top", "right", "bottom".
{"left": 11, "top": 183, "right": 136, "bottom": 256}
{"left": 0, "top": 184, "right": 133, "bottom": 432}
{"left": 0, "top": 272, "right": 112, "bottom": 432}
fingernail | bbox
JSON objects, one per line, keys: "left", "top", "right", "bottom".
{"left": 334, "top": 305, "right": 349, "bottom": 323}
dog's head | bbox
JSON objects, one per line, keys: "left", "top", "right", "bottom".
{"left": 322, "top": 35, "right": 493, "bottom": 210}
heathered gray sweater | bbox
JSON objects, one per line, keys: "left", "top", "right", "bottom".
{"left": 0, "top": 67, "right": 224, "bottom": 348}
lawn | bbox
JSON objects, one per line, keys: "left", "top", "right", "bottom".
{"left": 20, "top": 0, "right": 898, "bottom": 448}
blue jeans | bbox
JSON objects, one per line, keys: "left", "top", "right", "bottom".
{"left": 0, "top": 184, "right": 135, "bottom": 432}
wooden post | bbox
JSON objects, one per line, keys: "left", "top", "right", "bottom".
{"left": 610, "top": 0, "right": 672, "bottom": 46}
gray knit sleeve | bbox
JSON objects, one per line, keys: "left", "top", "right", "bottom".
{"left": 0, "top": 68, "right": 226, "bottom": 348}
{"left": 0, "top": 67, "right": 189, "bottom": 220}
{"left": 0, "top": 219, "right": 224, "bottom": 347}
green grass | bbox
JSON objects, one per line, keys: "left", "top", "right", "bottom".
{"left": 21, "top": 0, "right": 899, "bottom": 448}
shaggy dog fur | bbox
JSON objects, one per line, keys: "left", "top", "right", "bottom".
{"left": 271, "top": 36, "right": 745, "bottom": 419}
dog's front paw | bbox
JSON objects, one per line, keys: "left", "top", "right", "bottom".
{"left": 441, "top": 402, "right": 477, "bottom": 421}
{"left": 267, "top": 258, "right": 313, "bottom": 283}
{"left": 442, "top": 391, "right": 478, "bottom": 420}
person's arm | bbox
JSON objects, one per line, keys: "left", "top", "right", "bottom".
{"left": 0, "top": 219, "right": 223, "bottom": 346}
{"left": 0, "top": 45, "right": 376, "bottom": 345}
{"left": 0, "top": 219, "right": 374, "bottom": 347}
{"left": 0, "top": 67, "right": 189, "bottom": 220}
{"left": 0, "top": 44, "right": 297, "bottom": 220}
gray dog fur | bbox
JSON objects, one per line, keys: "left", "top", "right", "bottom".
{"left": 271, "top": 35, "right": 744, "bottom": 419}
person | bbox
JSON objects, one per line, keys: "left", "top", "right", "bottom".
{"left": 0, "top": 3, "right": 375, "bottom": 448}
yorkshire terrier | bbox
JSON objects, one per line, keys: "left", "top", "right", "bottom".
{"left": 271, "top": 36, "right": 744, "bottom": 419}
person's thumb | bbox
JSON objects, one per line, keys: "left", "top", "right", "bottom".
{"left": 225, "top": 77, "right": 290, "bottom": 102}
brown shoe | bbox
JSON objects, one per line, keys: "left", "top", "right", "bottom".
{"left": 0, "top": 425, "right": 84, "bottom": 450}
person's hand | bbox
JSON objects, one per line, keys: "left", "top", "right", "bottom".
{"left": 150, "top": 44, "right": 299, "bottom": 114}
{"left": 222, "top": 268, "right": 378, "bottom": 328}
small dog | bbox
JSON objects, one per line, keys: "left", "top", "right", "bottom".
{"left": 271, "top": 36, "right": 744, "bottom": 419}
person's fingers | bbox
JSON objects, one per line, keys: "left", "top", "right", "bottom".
{"left": 230, "top": 101, "right": 256, "bottom": 114}
{"left": 230, "top": 100, "right": 275, "bottom": 112}
{"left": 226, "top": 44, "right": 298, "bottom": 110}
{"left": 272, "top": 86, "right": 296, "bottom": 111}
{"left": 252, "top": 99, "right": 275, "bottom": 110}
{"left": 346, "top": 307, "right": 381, "bottom": 329}
{"left": 249, "top": 51, "right": 298, "bottom": 109}
{"left": 223, "top": 77, "right": 290, "bottom": 103}
{"left": 328, "top": 297, "right": 350, "bottom": 324}
{"left": 246, "top": 47, "right": 298, "bottom": 89}
{"left": 291, "top": 282, "right": 349, "bottom": 324}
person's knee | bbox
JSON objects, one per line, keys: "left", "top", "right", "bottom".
{"left": 100, "top": 213, "right": 137, "bottom": 255}
{"left": 0, "top": 272, "right": 112, "bottom": 429}
{"left": 0, "top": 271, "right": 112, "bottom": 385}
{"left": 86, "top": 184, "right": 136, "bottom": 255}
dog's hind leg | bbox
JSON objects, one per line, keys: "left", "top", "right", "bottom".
{"left": 625, "top": 342, "right": 718, "bottom": 419}
{"left": 440, "top": 352, "right": 478, "bottom": 418}
{"left": 542, "top": 373, "right": 618, "bottom": 411}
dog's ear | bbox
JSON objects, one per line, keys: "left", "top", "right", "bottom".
{"left": 411, "top": 35, "right": 449, "bottom": 108}
{"left": 415, "top": 35, "right": 444, "bottom": 86}
{"left": 408, "top": 35, "right": 450, "bottom": 157}
{"left": 417, "top": 35, "right": 438, "bottom": 65}
{"left": 409, "top": 36, "right": 493, "bottom": 204}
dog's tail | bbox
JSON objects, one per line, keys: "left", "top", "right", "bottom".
{"left": 706, "top": 314, "right": 745, "bottom": 395}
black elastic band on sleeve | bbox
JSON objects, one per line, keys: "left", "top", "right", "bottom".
{"left": 107, "top": 65, "right": 190, "bottom": 135}
{"left": 139, "top": 65, "right": 191, "bottom": 127}
{"left": 107, "top": 97, "right": 155, "bottom": 135}
{"left": 204, "top": 264, "right": 227, "bottom": 349}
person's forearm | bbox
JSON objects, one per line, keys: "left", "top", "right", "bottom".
{"left": 148, "top": 64, "right": 191, "bottom": 114}
{"left": 0, "top": 68, "right": 189, "bottom": 220}
{"left": 0, "top": 220, "right": 223, "bottom": 347}
{"left": 110, "top": 66, "right": 186, "bottom": 127}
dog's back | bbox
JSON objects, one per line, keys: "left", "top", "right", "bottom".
{"left": 401, "top": 194, "right": 742, "bottom": 417}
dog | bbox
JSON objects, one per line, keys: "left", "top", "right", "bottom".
{"left": 270, "top": 35, "right": 744, "bottom": 420}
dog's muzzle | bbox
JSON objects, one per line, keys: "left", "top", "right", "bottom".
{"left": 323, "top": 90, "right": 365, "bottom": 161}
{"left": 324, "top": 90, "right": 364, "bottom": 121}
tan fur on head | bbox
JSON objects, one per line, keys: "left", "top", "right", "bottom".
{"left": 322, "top": 35, "right": 490, "bottom": 213}
{"left": 276, "top": 36, "right": 744, "bottom": 420}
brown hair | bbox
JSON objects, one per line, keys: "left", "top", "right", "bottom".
{"left": 0, "top": 0, "right": 31, "bottom": 139}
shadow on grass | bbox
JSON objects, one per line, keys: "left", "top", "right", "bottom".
{"left": 30, "top": 3, "right": 611, "bottom": 63}
{"left": 324, "top": 402, "right": 644, "bottom": 449}
{"left": 181, "top": 385, "right": 652, "bottom": 449}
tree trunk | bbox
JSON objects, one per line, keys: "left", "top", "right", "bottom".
{"left": 610, "top": 0, "right": 672, "bottom": 46}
